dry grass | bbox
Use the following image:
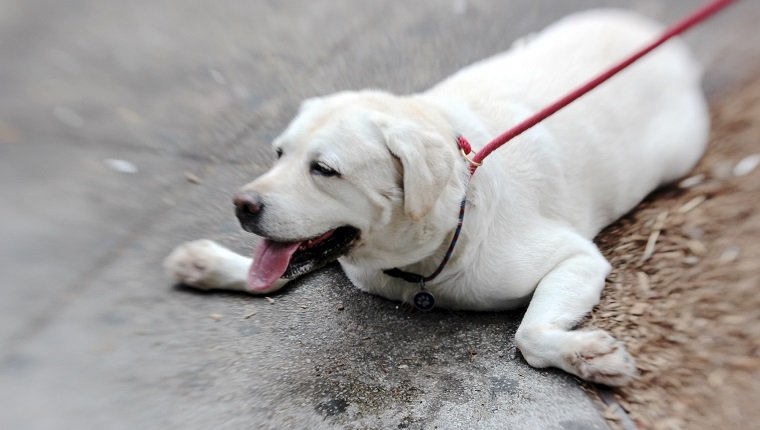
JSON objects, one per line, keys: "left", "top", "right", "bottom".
{"left": 585, "top": 75, "right": 760, "bottom": 430}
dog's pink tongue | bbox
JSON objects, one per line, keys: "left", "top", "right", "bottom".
{"left": 248, "top": 239, "right": 301, "bottom": 291}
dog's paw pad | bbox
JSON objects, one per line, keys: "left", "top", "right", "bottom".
{"left": 568, "top": 330, "right": 636, "bottom": 386}
{"left": 163, "top": 240, "right": 224, "bottom": 289}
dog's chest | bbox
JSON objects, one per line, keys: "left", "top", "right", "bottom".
{"left": 343, "top": 261, "right": 535, "bottom": 311}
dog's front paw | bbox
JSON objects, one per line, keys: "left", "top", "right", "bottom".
{"left": 567, "top": 330, "right": 636, "bottom": 386}
{"left": 163, "top": 240, "right": 230, "bottom": 289}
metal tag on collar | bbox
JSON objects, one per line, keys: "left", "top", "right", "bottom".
{"left": 413, "top": 280, "right": 435, "bottom": 311}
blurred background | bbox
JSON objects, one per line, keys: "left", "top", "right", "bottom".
{"left": 1, "top": 1, "right": 758, "bottom": 429}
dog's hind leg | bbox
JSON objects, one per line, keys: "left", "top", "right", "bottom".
{"left": 164, "top": 240, "right": 288, "bottom": 294}
{"left": 514, "top": 234, "right": 636, "bottom": 386}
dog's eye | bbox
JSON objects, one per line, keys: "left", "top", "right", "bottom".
{"left": 310, "top": 161, "right": 340, "bottom": 177}
{"left": 275, "top": 148, "right": 283, "bottom": 159}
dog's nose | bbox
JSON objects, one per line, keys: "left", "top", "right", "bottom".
{"left": 233, "top": 192, "right": 263, "bottom": 216}
{"left": 233, "top": 192, "right": 265, "bottom": 233}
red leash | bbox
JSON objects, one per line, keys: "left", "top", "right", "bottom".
{"left": 459, "top": 0, "right": 737, "bottom": 174}
{"left": 386, "top": 0, "right": 737, "bottom": 310}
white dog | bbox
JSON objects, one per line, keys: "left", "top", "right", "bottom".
{"left": 165, "top": 9, "right": 708, "bottom": 386}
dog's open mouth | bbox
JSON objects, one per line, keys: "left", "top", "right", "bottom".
{"left": 247, "top": 226, "right": 359, "bottom": 291}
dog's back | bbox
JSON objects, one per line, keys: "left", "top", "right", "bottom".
{"left": 428, "top": 9, "right": 709, "bottom": 236}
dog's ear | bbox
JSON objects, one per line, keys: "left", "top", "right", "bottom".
{"left": 298, "top": 97, "right": 324, "bottom": 113}
{"left": 374, "top": 114, "right": 454, "bottom": 222}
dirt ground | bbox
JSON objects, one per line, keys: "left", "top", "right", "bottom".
{"left": 586, "top": 73, "right": 760, "bottom": 429}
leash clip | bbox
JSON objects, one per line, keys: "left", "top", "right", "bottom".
{"left": 459, "top": 148, "right": 482, "bottom": 168}
{"left": 457, "top": 135, "right": 482, "bottom": 169}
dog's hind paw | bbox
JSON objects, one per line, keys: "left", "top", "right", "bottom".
{"left": 163, "top": 239, "right": 230, "bottom": 289}
{"left": 567, "top": 330, "right": 636, "bottom": 386}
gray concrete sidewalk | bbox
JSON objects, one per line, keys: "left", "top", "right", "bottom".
{"left": 1, "top": 1, "right": 757, "bottom": 429}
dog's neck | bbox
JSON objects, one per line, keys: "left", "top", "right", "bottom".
{"left": 344, "top": 94, "right": 494, "bottom": 279}
{"left": 385, "top": 94, "right": 524, "bottom": 284}
{"left": 372, "top": 96, "right": 481, "bottom": 282}
{"left": 414, "top": 94, "right": 495, "bottom": 154}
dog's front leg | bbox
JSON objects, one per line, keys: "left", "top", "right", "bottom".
{"left": 514, "top": 235, "right": 636, "bottom": 386}
{"left": 163, "top": 240, "right": 288, "bottom": 294}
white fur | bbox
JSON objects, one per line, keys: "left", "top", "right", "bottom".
{"left": 164, "top": 10, "right": 708, "bottom": 385}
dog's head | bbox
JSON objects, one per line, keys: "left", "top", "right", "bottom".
{"left": 237, "top": 91, "right": 466, "bottom": 291}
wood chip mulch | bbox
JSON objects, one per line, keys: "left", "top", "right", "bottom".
{"left": 584, "top": 75, "right": 760, "bottom": 430}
